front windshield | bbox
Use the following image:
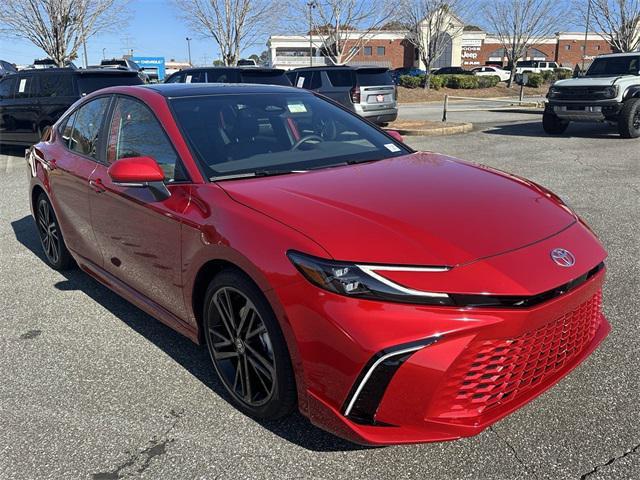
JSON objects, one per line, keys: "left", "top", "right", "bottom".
{"left": 586, "top": 56, "right": 640, "bottom": 77}
{"left": 170, "top": 92, "right": 409, "bottom": 179}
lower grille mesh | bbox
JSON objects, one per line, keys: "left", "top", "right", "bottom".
{"left": 435, "top": 290, "right": 603, "bottom": 418}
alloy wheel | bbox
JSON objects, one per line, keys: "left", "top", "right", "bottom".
{"left": 36, "top": 199, "right": 60, "bottom": 265}
{"left": 207, "top": 286, "right": 276, "bottom": 407}
{"left": 633, "top": 108, "right": 640, "bottom": 130}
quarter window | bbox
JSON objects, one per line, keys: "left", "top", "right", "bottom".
{"left": 0, "top": 77, "right": 15, "bottom": 99}
{"left": 68, "top": 97, "right": 110, "bottom": 159}
{"left": 106, "top": 97, "right": 187, "bottom": 182}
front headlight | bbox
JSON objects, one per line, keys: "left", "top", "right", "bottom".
{"left": 287, "top": 251, "right": 453, "bottom": 306}
{"left": 602, "top": 86, "right": 617, "bottom": 98}
{"left": 548, "top": 86, "right": 560, "bottom": 98}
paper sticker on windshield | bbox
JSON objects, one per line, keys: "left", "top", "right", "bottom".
{"left": 296, "top": 76, "right": 305, "bottom": 88}
{"left": 384, "top": 143, "right": 401, "bottom": 152}
{"left": 185, "top": 75, "right": 192, "bottom": 84}
{"left": 18, "top": 78, "right": 27, "bottom": 93}
{"left": 287, "top": 102, "right": 307, "bottom": 113}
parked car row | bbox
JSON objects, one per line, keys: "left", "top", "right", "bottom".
{"left": 0, "top": 68, "right": 143, "bottom": 145}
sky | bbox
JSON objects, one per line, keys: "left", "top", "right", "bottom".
{"left": 0, "top": 0, "right": 268, "bottom": 67}
{"left": 0, "top": 0, "right": 580, "bottom": 67}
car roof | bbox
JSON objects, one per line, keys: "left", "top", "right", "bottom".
{"left": 171, "top": 66, "right": 285, "bottom": 73}
{"left": 292, "top": 65, "right": 388, "bottom": 71}
{"left": 594, "top": 52, "right": 640, "bottom": 59}
{"left": 145, "top": 82, "right": 304, "bottom": 97}
{"left": 16, "top": 67, "right": 139, "bottom": 76}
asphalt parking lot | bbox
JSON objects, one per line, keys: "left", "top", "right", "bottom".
{"left": 0, "top": 116, "right": 638, "bottom": 480}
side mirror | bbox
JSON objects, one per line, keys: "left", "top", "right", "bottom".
{"left": 386, "top": 129, "right": 404, "bottom": 143}
{"left": 107, "top": 156, "right": 171, "bottom": 201}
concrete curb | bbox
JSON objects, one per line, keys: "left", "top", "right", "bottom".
{"left": 389, "top": 122, "right": 474, "bottom": 136}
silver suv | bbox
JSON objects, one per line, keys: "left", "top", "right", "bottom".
{"left": 544, "top": 53, "right": 640, "bottom": 138}
{"left": 286, "top": 66, "right": 398, "bottom": 125}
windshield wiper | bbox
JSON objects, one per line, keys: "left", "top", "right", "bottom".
{"left": 210, "top": 169, "right": 307, "bottom": 182}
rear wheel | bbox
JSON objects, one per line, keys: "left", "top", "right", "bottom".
{"left": 35, "top": 193, "right": 75, "bottom": 270}
{"left": 617, "top": 98, "right": 640, "bottom": 139}
{"left": 203, "top": 270, "right": 296, "bottom": 419}
{"left": 542, "top": 111, "right": 569, "bottom": 135}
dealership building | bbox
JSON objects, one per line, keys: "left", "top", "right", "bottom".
{"left": 267, "top": 24, "right": 614, "bottom": 71}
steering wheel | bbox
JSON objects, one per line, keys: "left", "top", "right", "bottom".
{"left": 291, "top": 134, "right": 323, "bottom": 150}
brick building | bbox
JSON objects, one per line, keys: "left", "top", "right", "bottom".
{"left": 268, "top": 28, "right": 615, "bottom": 71}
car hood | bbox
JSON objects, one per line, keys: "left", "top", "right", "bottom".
{"left": 554, "top": 76, "right": 632, "bottom": 87}
{"left": 218, "top": 152, "right": 576, "bottom": 266}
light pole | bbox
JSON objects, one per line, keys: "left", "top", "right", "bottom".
{"left": 582, "top": 0, "right": 592, "bottom": 72}
{"left": 102, "top": 48, "right": 106, "bottom": 60}
{"left": 307, "top": 1, "right": 316, "bottom": 66}
{"left": 186, "top": 37, "right": 192, "bottom": 66}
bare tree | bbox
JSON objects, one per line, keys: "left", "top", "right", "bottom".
{"left": 578, "top": 0, "right": 640, "bottom": 53}
{"left": 0, "top": 0, "right": 126, "bottom": 67}
{"left": 401, "top": 0, "right": 470, "bottom": 90}
{"left": 288, "top": 0, "right": 395, "bottom": 65}
{"left": 483, "top": 0, "right": 566, "bottom": 87}
{"left": 175, "top": 0, "right": 274, "bottom": 66}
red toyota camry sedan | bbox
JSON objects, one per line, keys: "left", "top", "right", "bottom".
{"left": 26, "top": 83, "right": 610, "bottom": 445}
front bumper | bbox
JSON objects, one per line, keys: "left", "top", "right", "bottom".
{"left": 273, "top": 224, "right": 609, "bottom": 445}
{"left": 548, "top": 101, "right": 622, "bottom": 121}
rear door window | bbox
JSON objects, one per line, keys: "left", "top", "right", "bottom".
{"left": 240, "top": 71, "right": 291, "bottom": 86}
{"left": 165, "top": 72, "right": 184, "bottom": 83}
{"left": 355, "top": 70, "right": 392, "bottom": 86}
{"left": 68, "top": 97, "right": 111, "bottom": 159}
{"left": 184, "top": 71, "right": 207, "bottom": 83}
{"left": 76, "top": 74, "right": 141, "bottom": 95}
{"left": 326, "top": 70, "right": 354, "bottom": 87}
{"left": 39, "top": 74, "right": 75, "bottom": 97}
{"left": 15, "top": 75, "right": 34, "bottom": 98}
{"left": 207, "top": 69, "right": 237, "bottom": 82}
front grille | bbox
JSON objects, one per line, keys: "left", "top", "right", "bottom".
{"left": 434, "top": 290, "right": 603, "bottom": 419}
{"left": 553, "top": 87, "right": 612, "bottom": 101}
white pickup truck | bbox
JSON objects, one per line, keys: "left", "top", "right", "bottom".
{"left": 515, "top": 61, "right": 572, "bottom": 75}
{"left": 543, "top": 53, "right": 640, "bottom": 138}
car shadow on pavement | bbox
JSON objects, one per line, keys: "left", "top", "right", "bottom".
{"left": 10, "top": 215, "right": 368, "bottom": 453}
{"left": 0, "top": 145, "right": 27, "bottom": 156}
{"left": 483, "top": 121, "right": 623, "bottom": 139}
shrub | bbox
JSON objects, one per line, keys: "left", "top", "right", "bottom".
{"left": 541, "top": 70, "right": 555, "bottom": 82}
{"left": 476, "top": 75, "right": 500, "bottom": 88}
{"left": 428, "top": 74, "right": 445, "bottom": 90}
{"left": 554, "top": 68, "right": 572, "bottom": 80}
{"left": 399, "top": 75, "right": 421, "bottom": 89}
{"left": 525, "top": 73, "right": 544, "bottom": 88}
{"left": 446, "top": 74, "right": 479, "bottom": 89}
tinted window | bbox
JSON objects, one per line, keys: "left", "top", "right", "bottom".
{"left": 68, "top": 97, "right": 110, "bottom": 158}
{"left": 207, "top": 69, "right": 237, "bottom": 83}
{"left": 356, "top": 70, "right": 392, "bottom": 86}
{"left": 15, "top": 76, "right": 34, "bottom": 98}
{"left": 285, "top": 71, "right": 298, "bottom": 85}
{"left": 170, "top": 92, "right": 408, "bottom": 179}
{"left": 586, "top": 56, "right": 640, "bottom": 76}
{"left": 0, "top": 77, "right": 15, "bottom": 99}
{"left": 184, "top": 71, "right": 207, "bottom": 83}
{"left": 76, "top": 73, "right": 142, "bottom": 95}
{"left": 165, "top": 73, "right": 183, "bottom": 83}
{"left": 107, "top": 97, "right": 187, "bottom": 182}
{"left": 39, "top": 74, "right": 75, "bottom": 97}
{"left": 326, "top": 70, "right": 354, "bottom": 87}
{"left": 240, "top": 71, "right": 291, "bottom": 86}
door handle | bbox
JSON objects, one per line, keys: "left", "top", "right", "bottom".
{"left": 89, "top": 178, "right": 106, "bottom": 193}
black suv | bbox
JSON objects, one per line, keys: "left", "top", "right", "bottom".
{"left": 164, "top": 67, "right": 291, "bottom": 86}
{"left": 286, "top": 66, "right": 397, "bottom": 125}
{"left": 432, "top": 66, "right": 472, "bottom": 75}
{"left": 0, "top": 68, "right": 142, "bottom": 146}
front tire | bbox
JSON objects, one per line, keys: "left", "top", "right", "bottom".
{"left": 617, "top": 98, "right": 640, "bottom": 139}
{"left": 35, "top": 193, "right": 75, "bottom": 270}
{"left": 543, "top": 110, "right": 569, "bottom": 135}
{"left": 203, "top": 270, "right": 296, "bottom": 420}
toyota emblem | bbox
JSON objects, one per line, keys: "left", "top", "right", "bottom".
{"left": 550, "top": 248, "right": 576, "bottom": 267}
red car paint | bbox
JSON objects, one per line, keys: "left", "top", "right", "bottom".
{"left": 27, "top": 85, "right": 610, "bottom": 445}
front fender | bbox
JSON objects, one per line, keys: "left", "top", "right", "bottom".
{"left": 623, "top": 85, "right": 640, "bottom": 100}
